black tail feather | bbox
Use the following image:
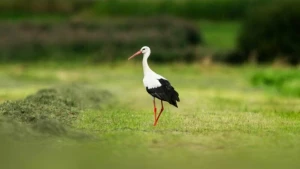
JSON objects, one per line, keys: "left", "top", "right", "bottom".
{"left": 170, "top": 100, "right": 178, "bottom": 108}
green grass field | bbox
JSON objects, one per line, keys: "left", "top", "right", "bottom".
{"left": 0, "top": 62, "right": 299, "bottom": 169}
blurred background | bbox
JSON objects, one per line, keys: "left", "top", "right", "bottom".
{"left": 0, "top": 0, "right": 299, "bottom": 97}
{"left": 0, "top": 0, "right": 299, "bottom": 65}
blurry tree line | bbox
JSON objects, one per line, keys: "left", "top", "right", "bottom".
{"left": 0, "top": 0, "right": 299, "bottom": 65}
{"left": 0, "top": 0, "right": 274, "bottom": 20}
{"left": 0, "top": 17, "right": 200, "bottom": 62}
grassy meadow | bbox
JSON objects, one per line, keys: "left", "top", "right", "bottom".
{"left": 0, "top": 62, "right": 300, "bottom": 169}
{"left": 0, "top": 11, "right": 299, "bottom": 168}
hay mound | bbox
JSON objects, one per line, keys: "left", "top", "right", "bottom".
{"left": 0, "top": 84, "right": 112, "bottom": 136}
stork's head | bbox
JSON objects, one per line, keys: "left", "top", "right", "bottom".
{"left": 128, "top": 46, "right": 151, "bottom": 60}
{"left": 140, "top": 46, "right": 150, "bottom": 54}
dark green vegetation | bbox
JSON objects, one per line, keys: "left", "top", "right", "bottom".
{"left": 0, "top": 63, "right": 299, "bottom": 169}
{"left": 0, "top": 0, "right": 274, "bottom": 20}
{"left": 0, "top": 17, "right": 200, "bottom": 63}
{"left": 92, "top": 0, "right": 272, "bottom": 20}
{"left": 1, "top": 0, "right": 299, "bottom": 65}
{"left": 0, "top": 84, "right": 112, "bottom": 137}
{"left": 0, "top": 0, "right": 92, "bottom": 15}
{"left": 237, "top": 0, "right": 300, "bottom": 65}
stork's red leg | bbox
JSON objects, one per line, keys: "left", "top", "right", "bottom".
{"left": 153, "top": 98, "right": 157, "bottom": 125}
{"left": 154, "top": 100, "right": 164, "bottom": 126}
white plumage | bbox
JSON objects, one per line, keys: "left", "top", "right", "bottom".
{"left": 143, "top": 76, "right": 162, "bottom": 89}
{"left": 141, "top": 47, "right": 166, "bottom": 89}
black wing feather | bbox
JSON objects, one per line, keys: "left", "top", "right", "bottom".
{"left": 146, "top": 78, "right": 180, "bottom": 107}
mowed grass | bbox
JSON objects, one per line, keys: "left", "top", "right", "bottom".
{"left": 0, "top": 62, "right": 300, "bottom": 169}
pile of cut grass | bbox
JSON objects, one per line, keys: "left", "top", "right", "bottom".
{"left": 0, "top": 84, "right": 112, "bottom": 137}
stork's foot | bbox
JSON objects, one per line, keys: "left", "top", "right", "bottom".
{"left": 153, "top": 119, "right": 159, "bottom": 126}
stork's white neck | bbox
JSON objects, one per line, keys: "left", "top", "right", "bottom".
{"left": 142, "top": 51, "right": 153, "bottom": 76}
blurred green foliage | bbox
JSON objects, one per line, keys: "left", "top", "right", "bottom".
{"left": 237, "top": 0, "right": 300, "bottom": 65}
{"left": 0, "top": 0, "right": 274, "bottom": 20}
{"left": 0, "top": 17, "right": 201, "bottom": 63}
{"left": 1, "top": 0, "right": 299, "bottom": 65}
{"left": 251, "top": 69, "right": 300, "bottom": 97}
{"left": 93, "top": 0, "right": 273, "bottom": 20}
{"left": 0, "top": 0, "right": 92, "bottom": 15}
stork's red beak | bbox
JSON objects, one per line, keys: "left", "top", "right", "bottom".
{"left": 128, "top": 50, "right": 142, "bottom": 60}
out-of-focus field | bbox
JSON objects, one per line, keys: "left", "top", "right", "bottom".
{"left": 199, "top": 20, "right": 240, "bottom": 50}
{"left": 0, "top": 63, "right": 299, "bottom": 169}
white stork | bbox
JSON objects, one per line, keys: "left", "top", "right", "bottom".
{"left": 128, "top": 46, "right": 180, "bottom": 126}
